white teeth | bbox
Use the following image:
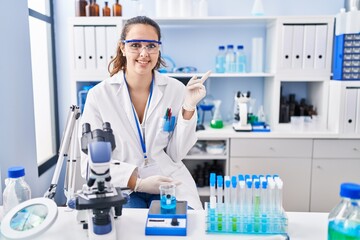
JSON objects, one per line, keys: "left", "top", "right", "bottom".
{"left": 138, "top": 61, "right": 148, "bottom": 64}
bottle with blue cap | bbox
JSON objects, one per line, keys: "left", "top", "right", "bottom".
{"left": 328, "top": 182, "right": 360, "bottom": 240}
{"left": 2, "top": 166, "right": 31, "bottom": 215}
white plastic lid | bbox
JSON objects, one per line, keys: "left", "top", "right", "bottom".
{"left": 1, "top": 198, "right": 58, "bottom": 239}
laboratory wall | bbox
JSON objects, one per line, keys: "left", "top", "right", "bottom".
{"left": 0, "top": 0, "right": 344, "bottom": 205}
{"left": 0, "top": 1, "right": 55, "bottom": 204}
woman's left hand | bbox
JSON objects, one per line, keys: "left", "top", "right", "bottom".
{"left": 183, "top": 70, "right": 212, "bottom": 111}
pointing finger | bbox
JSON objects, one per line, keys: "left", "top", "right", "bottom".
{"left": 200, "top": 70, "right": 212, "bottom": 84}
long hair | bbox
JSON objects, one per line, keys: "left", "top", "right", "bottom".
{"left": 108, "top": 16, "right": 166, "bottom": 77}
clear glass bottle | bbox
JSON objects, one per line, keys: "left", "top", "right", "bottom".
{"left": 215, "top": 45, "right": 226, "bottom": 73}
{"left": 236, "top": 45, "right": 247, "bottom": 73}
{"left": 225, "top": 44, "right": 236, "bottom": 73}
{"left": 102, "top": 1, "right": 111, "bottom": 16}
{"left": 328, "top": 182, "right": 360, "bottom": 240}
{"left": 3, "top": 166, "right": 31, "bottom": 215}
{"left": 113, "top": 0, "right": 122, "bottom": 16}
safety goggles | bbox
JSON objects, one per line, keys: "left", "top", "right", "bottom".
{"left": 122, "top": 39, "right": 162, "bottom": 54}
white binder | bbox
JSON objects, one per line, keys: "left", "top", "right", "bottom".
{"left": 343, "top": 88, "right": 357, "bottom": 134}
{"left": 281, "top": 25, "right": 293, "bottom": 69}
{"left": 73, "top": 26, "right": 85, "bottom": 70}
{"left": 302, "top": 25, "right": 316, "bottom": 69}
{"left": 106, "top": 26, "right": 118, "bottom": 65}
{"left": 84, "top": 26, "right": 96, "bottom": 70}
{"left": 291, "top": 25, "right": 304, "bottom": 69}
{"left": 95, "top": 26, "right": 107, "bottom": 70}
{"left": 314, "top": 25, "right": 328, "bottom": 69}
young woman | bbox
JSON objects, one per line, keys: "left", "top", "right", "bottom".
{"left": 80, "top": 16, "right": 210, "bottom": 210}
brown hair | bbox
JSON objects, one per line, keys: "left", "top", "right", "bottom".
{"left": 108, "top": 16, "right": 166, "bottom": 77}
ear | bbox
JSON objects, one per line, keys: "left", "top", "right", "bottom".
{"left": 120, "top": 43, "right": 126, "bottom": 56}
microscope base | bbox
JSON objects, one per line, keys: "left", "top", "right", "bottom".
{"left": 232, "top": 123, "right": 252, "bottom": 132}
{"left": 145, "top": 200, "right": 188, "bottom": 236}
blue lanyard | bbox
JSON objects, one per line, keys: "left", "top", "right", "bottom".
{"left": 124, "top": 72, "right": 154, "bottom": 160}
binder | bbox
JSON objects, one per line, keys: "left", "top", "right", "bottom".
{"left": 106, "top": 26, "right": 118, "bottom": 65}
{"left": 281, "top": 25, "right": 293, "bottom": 69}
{"left": 314, "top": 25, "right": 328, "bottom": 69}
{"left": 84, "top": 26, "right": 96, "bottom": 70}
{"left": 302, "top": 25, "right": 316, "bottom": 69}
{"left": 343, "top": 88, "right": 357, "bottom": 134}
{"left": 95, "top": 26, "right": 107, "bottom": 70}
{"left": 73, "top": 26, "right": 86, "bottom": 69}
{"left": 291, "top": 25, "right": 304, "bottom": 69}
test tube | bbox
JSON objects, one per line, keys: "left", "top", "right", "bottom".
{"left": 217, "top": 175, "right": 224, "bottom": 231}
{"left": 238, "top": 175, "right": 245, "bottom": 216}
{"left": 261, "top": 180, "right": 268, "bottom": 233}
{"left": 245, "top": 179, "right": 253, "bottom": 233}
{"left": 224, "top": 176, "right": 231, "bottom": 231}
{"left": 231, "top": 176, "right": 238, "bottom": 232}
{"left": 253, "top": 179, "right": 261, "bottom": 233}
{"left": 209, "top": 171, "right": 217, "bottom": 232}
{"left": 267, "top": 177, "right": 276, "bottom": 232}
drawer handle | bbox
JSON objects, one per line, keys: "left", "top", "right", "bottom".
{"left": 317, "top": 165, "right": 322, "bottom": 169}
{"left": 353, "top": 148, "right": 359, "bottom": 151}
{"left": 269, "top": 147, "right": 275, "bottom": 151}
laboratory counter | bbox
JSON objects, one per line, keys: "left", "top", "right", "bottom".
{"left": 195, "top": 124, "right": 360, "bottom": 139}
{"left": 0, "top": 207, "right": 329, "bottom": 240}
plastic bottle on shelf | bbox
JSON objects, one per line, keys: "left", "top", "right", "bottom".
{"left": 102, "top": 1, "right": 111, "bottom": 16}
{"left": 236, "top": 45, "right": 247, "bottom": 73}
{"left": 225, "top": 44, "right": 236, "bottom": 73}
{"left": 215, "top": 45, "right": 226, "bottom": 73}
{"left": 2, "top": 166, "right": 31, "bottom": 216}
{"left": 345, "top": 7, "right": 359, "bottom": 34}
{"left": 328, "top": 182, "right": 360, "bottom": 240}
{"left": 251, "top": 0, "right": 264, "bottom": 16}
{"left": 335, "top": 8, "right": 347, "bottom": 36}
{"left": 112, "top": 0, "right": 122, "bottom": 16}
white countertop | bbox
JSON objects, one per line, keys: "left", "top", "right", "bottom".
{"left": 195, "top": 124, "right": 360, "bottom": 139}
{"left": 0, "top": 207, "right": 329, "bottom": 240}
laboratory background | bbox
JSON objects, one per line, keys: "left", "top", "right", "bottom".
{"left": 0, "top": 0, "right": 359, "bottom": 223}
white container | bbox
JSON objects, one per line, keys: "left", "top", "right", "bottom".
{"left": 156, "top": 0, "right": 169, "bottom": 18}
{"left": 180, "top": 0, "right": 192, "bottom": 17}
{"left": 335, "top": 8, "right": 347, "bottom": 35}
{"left": 3, "top": 167, "right": 31, "bottom": 216}
{"left": 251, "top": 0, "right": 264, "bottom": 16}
{"left": 198, "top": 0, "right": 208, "bottom": 17}
{"left": 345, "top": 7, "right": 360, "bottom": 34}
{"left": 168, "top": 0, "right": 181, "bottom": 18}
{"left": 251, "top": 37, "right": 264, "bottom": 73}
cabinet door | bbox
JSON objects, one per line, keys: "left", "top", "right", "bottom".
{"left": 230, "top": 157, "right": 311, "bottom": 212}
{"left": 311, "top": 159, "right": 360, "bottom": 212}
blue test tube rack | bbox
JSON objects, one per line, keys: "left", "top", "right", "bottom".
{"left": 205, "top": 173, "right": 288, "bottom": 235}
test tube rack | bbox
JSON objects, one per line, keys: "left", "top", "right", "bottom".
{"left": 205, "top": 173, "right": 288, "bottom": 235}
{"left": 206, "top": 203, "right": 288, "bottom": 234}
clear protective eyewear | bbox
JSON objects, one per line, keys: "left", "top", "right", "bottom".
{"left": 122, "top": 39, "right": 162, "bottom": 54}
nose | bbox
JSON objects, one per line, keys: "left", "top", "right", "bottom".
{"left": 139, "top": 46, "right": 149, "bottom": 57}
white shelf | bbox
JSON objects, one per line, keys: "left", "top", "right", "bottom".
{"left": 163, "top": 72, "right": 275, "bottom": 78}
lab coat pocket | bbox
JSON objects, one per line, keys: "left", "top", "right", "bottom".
{"left": 157, "top": 117, "right": 171, "bottom": 147}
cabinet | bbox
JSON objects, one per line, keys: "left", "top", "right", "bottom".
{"left": 184, "top": 137, "right": 229, "bottom": 202}
{"left": 230, "top": 138, "right": 313, "bottom": 212}
{"left": 311, "top": 139, "right": 360, "bottom": 212}
{"left": 69, "top": 16, "right": 334, "bottom": 132}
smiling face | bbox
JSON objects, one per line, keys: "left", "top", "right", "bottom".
{"left": 121, "top": 24, "right": 160, "bottom": 77}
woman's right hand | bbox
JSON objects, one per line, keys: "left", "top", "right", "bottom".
{"left": 134, "top": 175, "right": 181, "bottom": 194}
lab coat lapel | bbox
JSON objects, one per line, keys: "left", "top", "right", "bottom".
{"left": 146, "top": 73, "right": 167, "bottom": 121}
{"left": 114, "top": 74, "right": 139, "bottom": 139}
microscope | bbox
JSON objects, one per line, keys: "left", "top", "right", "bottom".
{"left": 74, "top": 122, "right": 127, "bottom": 239}
{"left": 43, "top": 106, "right": 126, "bottom": 240}
{"left": 232, "top": 91, "right": 253, "bottom": 132}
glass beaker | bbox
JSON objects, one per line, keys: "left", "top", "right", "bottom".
{"left": 159, "top": 184, "right": 176, "bottom": 214}
{"left": 210, "top": 100, "right": 224, "bottom": 128}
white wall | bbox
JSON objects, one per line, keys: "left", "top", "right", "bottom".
{"left": 0, "top": 1, "right": 46, "bottom": 204}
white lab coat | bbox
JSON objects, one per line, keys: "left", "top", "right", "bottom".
{"left": 80, "top": 70, "right": 203, "bottom": 210}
